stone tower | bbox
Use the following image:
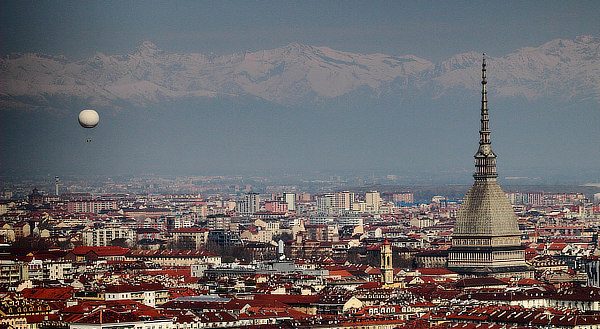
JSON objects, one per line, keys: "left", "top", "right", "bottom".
{"left": 380, "top": 237, "right": 394, "bottom": 284}
{"left": 447, "top": 55, "right": 532, "bottom": 279}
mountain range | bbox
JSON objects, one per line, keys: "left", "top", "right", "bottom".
{"left": 1, "top": 35, "right": 599, "bottom": 110}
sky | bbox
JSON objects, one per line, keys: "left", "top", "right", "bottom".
{"left": 1, "top": 1, "right": 599, "bottom": 184}
{"left": 1, "top": 1, "right": 599, "bottom": 61}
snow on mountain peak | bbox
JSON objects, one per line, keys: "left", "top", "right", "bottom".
{"left": 1, "top": 36, "right": 599, "bottom": 110}
{"left": 134, "top": 41, "right": 163, "bottom": 57}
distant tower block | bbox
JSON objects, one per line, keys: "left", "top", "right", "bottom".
{"left": 447, "top": 55, "right": 532, "bottom": 279}
{"left": 283, "top": 193, "right": 296, "bottom": 211}
{"left": 55, "top": 176, "right": 60, "bottom": 196}
{"left": 278, "top": 239, "right": 285, "bottom": 260}
{"left": 380, "top": 237, "right": 394, "bottom": 284}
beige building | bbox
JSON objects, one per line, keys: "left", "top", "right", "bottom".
{"left": 170, "top": 227, "right": 209, "bottom": 249}
{"left": 365, "top": 191, "right": 381, "bottom": 213}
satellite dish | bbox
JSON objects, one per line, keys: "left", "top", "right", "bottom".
{"left": 78, "top": 109, "right": 99, "bottom": 128}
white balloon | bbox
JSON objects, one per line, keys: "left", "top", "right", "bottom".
{"left": 78, "top": 109, "right": 99, "bottom": 128}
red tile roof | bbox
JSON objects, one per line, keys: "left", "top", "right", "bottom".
{"left": 252, "top": 294, "right": 322, "bottom": 306}
{"left": 238, "top": 306, "right": 308, "bottom": 320}
{"left": 20, "top": 287, "right": 74, "bottom": 301}
{"left": 455, "top": 277, "right": 509, "bottom": 288}
{"left": 105, "top": 282, "right": 167, "bottom": 293}
{"left": 63, "top": 300, "right": 153, "bottom": 314}
{"left": 328, "top": 270, "right": 354, "bottom": 278}
{"left": 416, "top": 268, "right": 458, "bottom": 276}
{"left": 549, "top": 242, "right": 567, "bottom": 250}
{"left": 71, "top": 246, "right": 129, "bottom": 256}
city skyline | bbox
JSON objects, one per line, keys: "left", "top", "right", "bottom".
{"left": 1, "top": 3, "right": 599, "bottom": 322}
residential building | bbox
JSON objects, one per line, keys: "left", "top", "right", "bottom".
{"left": 82, "top": 225, "right": 135, "bottom": 247}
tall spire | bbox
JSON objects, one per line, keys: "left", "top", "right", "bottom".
{"left": 448, "top": 53, "right": 530, "bottom": 279}
{"left": 473, "top": 53, "right": 498, "bottom": 180}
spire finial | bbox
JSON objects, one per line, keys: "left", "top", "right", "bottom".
{"left": 481, "top": 53, "right": 487, "bottom": 112}
{"left": 473, "top": 53, "right": 498, "bottom": 180}
{"left": 482, "top": 53, "right": 487, "bottom": 86}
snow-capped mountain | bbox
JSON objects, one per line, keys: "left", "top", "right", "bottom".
{"left": 431, "top": 36, "right": 600, "bottom": 101}
{"left": 1, "top": 36, "right": 599, "bottom": 109}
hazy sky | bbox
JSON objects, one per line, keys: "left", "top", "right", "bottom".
{"left": 1, "top": 1, "right": 599, "bottom": 61}
{"left": 1, "top": 1, "right": 599, "bottom": 183}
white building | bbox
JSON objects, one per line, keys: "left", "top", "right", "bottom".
{"left": 82, "top": 226, "right": 135, "bottom": 247}
{"left": 103, "top": 283, "right": 169, "bottom": 307}
{"left": 283, "top": 192, "right": 296, "bottom": 211}
{"left": 27, "top": 259, "right": 73, "bottom": 281}
{"left": 309, "top": 215, "right": 334, "bottom": 225}
{"left": 337, "top": 214, "right": 363, "bottom": 227}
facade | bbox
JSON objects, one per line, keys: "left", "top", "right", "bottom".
{"left": 104, "top": 283, "right": 169, "bottom": 307}
{"left": 586, "top": 257, "right": 600, "bottom": 287}
{"left": 237, "top": 192, "right": 260, "bottom": 215}
{"left": 67, "top": 200, "right": 118, "bottom": 213}
{"left": 447, "top": 56, "right": 531, "bottom": 279}
{"left": 415, "top": 250, "right": 449, "bottom": 269}
{"left": 309, "top": 215, "right": 334, "bottom": 226}
{"left": 316, "top": 194, "right": 335, "bottom": 215}
{"left": 206, "top": 215, "right": 238, "bottom": 231}
{"left": 283, "top": 192, "right": 296, "bottom": 211}
{"left": 0, "top": 259, "right": 27, "bottom": 284}
{"left": 365, "top": 191, "right": 381, "bottom": 213}
{"left": 27, "top": 259, "right": 74, "bottom": 281}
{"left": 393, "top": 193, "right": 414, "bottom": 203}
{"left": 126, "top": 250, "right": 221, "bottom": 266}
{"left": 82, "top": 226, "right": 135, "bottom": 247}
{"left": 334, "top": 191, "right": 355, "bottom": 211}
{"left": 337, "top": 214, "right": 363, "bottom": 227}
{"left": 207, "top": 229, "right": 243, "bottom": 246}
{"left": 315, "top": 192, "right": 357, "bottom": 215}
{"left": 263, "top": 200, "right": 288, "bottom": 213}
{"left": 170, "top": 227, "right": 208, "bottom": 250}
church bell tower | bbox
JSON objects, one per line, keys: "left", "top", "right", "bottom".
{"left": 380, "top": 237, "right": 394, "bottom": 284}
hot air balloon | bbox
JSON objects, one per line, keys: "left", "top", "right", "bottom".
{"left": 78, "top": 110, "right": 99, "bottom": 142}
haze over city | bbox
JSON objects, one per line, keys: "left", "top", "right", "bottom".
{"left": 4, "top": 3, "right": 600, "bottom": 328}
{"left": 1, "top": 1, "right": 599, "bottom": 184}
